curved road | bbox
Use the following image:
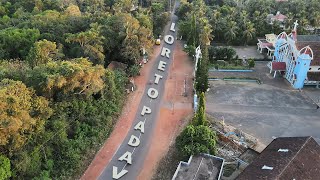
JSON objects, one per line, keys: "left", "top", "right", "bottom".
{"left": 99, "top": 2, "right": 180, "bottom": 180}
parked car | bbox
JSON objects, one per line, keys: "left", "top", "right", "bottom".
{"left": 155, "top": 38, "right": 161, "bottom": 45}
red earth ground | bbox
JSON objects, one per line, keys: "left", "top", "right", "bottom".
{"left": 81, "top": 41, "right": 194, "bottom": 180}
{"left": 137, "top": 41, "right": 194, "bottom": 180}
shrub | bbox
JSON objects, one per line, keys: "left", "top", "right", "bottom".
{"left": 127, "top": 64, "right": 141, "bottom": 77}
{"left": 248, "top": 59, "right": 255, "bottom": 68}
{"left": 176, "top": 125, "right": 217, "bottom": 157}
{"left": 183, "top": 45, "right": 196, "bottom": 57}
{"left": 208, "top": 46, "right": 236, "bottom": 61}
{"left": 0, "top": 155, "right": 11, "bottom": 180}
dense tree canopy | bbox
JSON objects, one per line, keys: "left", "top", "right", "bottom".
{"left": 0, "top": 28, "right": 40, "bottom": 59}
{"left": 0, "top": 0, "right": 169, "bottom": 179}
{"left": 177, "top": 0, "right": 320, "bottom": 46}
{"left": 66, "top": 23, "right": 105, "bottom": 65}
{"left": 0, "top": 79, "right": 52, "bottom": 152}
{"left": 27, "top": 39, "right": 62, "bottom": 68}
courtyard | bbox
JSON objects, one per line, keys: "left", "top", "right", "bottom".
{"left": 206, "top": 61, "right": 320, "bottom": 146}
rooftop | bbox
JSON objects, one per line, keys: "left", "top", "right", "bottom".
{"left": 307, "top": 72, "right": 320, "bottom": 81}
{"left": 268, "top": 11, "right": 287, "bottom": 22}
{"left": 297, "top": 41, "right": 320, "bottom": 66}
{"left": 297, "top": 35, "right": 320, "bottom": 42}
{"left": 272, "top": 62, "right": 286, "bottom": 71}
{"left": 107, "top": 61, "right": 128, "bottom": 71}
{"left": 238, "top": 148, "right": 260, "bottom": 164}
{"left": 173, "top": 154, "right": 224, "bottom": 180}
{"left": 237, "top": 136, "right": 320, "bottom": 180}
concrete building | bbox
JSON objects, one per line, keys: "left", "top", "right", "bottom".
{"left": 267, "top": 11, "right": 287, "bottom": 28}
{"left": 172, "top": 153, "right": 224, "bottom": 180}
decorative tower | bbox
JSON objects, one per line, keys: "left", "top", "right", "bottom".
{"left": 292, "top": 46, "right": 313, "bottom": 89}
{"left": 273, "top": 32, "right": 287, "bottom": 62}
{"left": 291, "top": 20, "right": 298, "bottom": 42}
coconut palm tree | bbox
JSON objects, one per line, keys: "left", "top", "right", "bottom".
{"left": 224, "top": 21, "right": 238, "bottom": 44}
{"left": 199, "top": 19, "right": 214, "bottom": 46}
{"left": 242, "top": 21, "right": 256, "bottom": 45}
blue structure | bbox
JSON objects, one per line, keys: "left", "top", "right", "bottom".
{"left": 269, "top": 21, "right": 319, "bottom": 89}
{"left": 293, "top": 47, "right": 313, "bottom": 89}
{"left": 193, "top": 94, "right": 197, "bottom": 113}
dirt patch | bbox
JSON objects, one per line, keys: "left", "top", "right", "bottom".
{"left": 137, "top": 41, "right": 194, "bottom": 180}
{"left": 81, "top": 46, "right": 161, "bottom": 180}
{"left": 151, "top": 145, "right": 186, "bottom": 180}
{"left": 150, "top": 114, "right": 193, "bottom": 180}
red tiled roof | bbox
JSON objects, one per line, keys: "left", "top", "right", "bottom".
{"left": 272, "top": 62, "right": 286, "bottom": 71}
{"left": 238, "top": 136, "right": 320, "bottom": 180}
{"left": 107, "top": 61, "right": 128, "bottom": 71}
{"left": 307, "top": 72, "right": 320, "bottom": 81}
{"left": 261, "top": 43, "right": 273, "bottom": 48}
{"left": 297, "top": 42, "right": 320, "bottom": 66}
{"left": 273, "top": 14, "right": 287, "bottom": 21}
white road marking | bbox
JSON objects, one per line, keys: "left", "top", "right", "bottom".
{"left": 121, "top": 132, "right": 143, "bottom": 171}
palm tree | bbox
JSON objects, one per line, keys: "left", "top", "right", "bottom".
{"left": 242, "top": 22, "right": 256, "bottom": 45}
{"left": 199, "top": 19, "right": 213, "bottom": 46}
{"left": 310, "top": 11, "right": 320, "bottom": 27}
{"left": 224, "top": 21, "right": 238, "bottom": 44}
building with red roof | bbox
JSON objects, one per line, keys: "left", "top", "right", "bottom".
{"left": 238, "top": 136, "right": 320, "bottom": 180}
{"left": 267, "top": 11, "right": 287, "bottom": 29}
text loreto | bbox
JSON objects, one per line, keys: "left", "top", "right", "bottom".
{"left": 112, "top": 22, "right": 176, "bottom": 179}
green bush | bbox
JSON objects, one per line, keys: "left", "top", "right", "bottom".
{"left": 0, "top": 155, "right": 11, "bottom": 180}
{"left": 248, "top": 59, "right": 255, "bottom": 68}
{"left": 183, "top": 45, "right": 196, "bottom": 57}
{"left": 127, "top": 64, "right": 141, "bottom": 77}
{"left": 176, "top": 125, "right": 217, "bottom": 157}
{"left": 208, "top": 46, "right": 237, "bottom": 62}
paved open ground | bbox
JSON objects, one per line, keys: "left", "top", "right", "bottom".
{"left": 207, "top": 62, "right": 320, "bottom": 146}
{"left": 232, "top": 46, "right": 267, "bottom": 60}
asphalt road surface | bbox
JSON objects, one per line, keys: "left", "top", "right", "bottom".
{"left": 98, "top": 2, "right": 180, "bottom": 180}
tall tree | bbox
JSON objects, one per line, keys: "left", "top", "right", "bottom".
{"left": 0, "top": 79, "right": 52, "bottom": 153}
{"left": 27, "top": 39, "right": 63, "bottom": 68}
{"left": 199, "top": 19, "right": 213, "bottom": 46}
{"left": 0, "top": 28, "right": 40, "bottom": 59}
{"left": 176, "top": 125, "right": 217, "bottom": 156}
{"left": 190, "top": 13, "right": 197, "bottom": 46}
{"left": 66, "top": 23, "right": 105, "bottom": 65}
{"left": 195, "top": 47, "right": 209, "bottom": 93}
{"left": 193, "top": 92, "right": 207, "bottom": 126}
{"left": 224, "top": 21, "right": 238, "bottom": 44}
{"left": 28, "top": 58, "right": 106, "bottom": 99}
{"left": 242, "top": 21, "right": 255, "bottom": 45}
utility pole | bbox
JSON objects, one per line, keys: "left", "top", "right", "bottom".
{"left": 169, "top": 0, "right": 171, "bottom": 12}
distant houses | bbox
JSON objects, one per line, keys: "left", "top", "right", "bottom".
{"left": 267, "top": 11, "right": 287, "bottom": 28}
